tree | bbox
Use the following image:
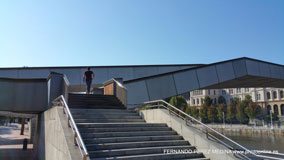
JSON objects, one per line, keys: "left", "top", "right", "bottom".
{"left": 169, "top": 96, "right": 187, "bottom": 111}
{"left": 236, "top": 101, "right": 247, "bottom": 124}
{"left": 204, "top": 96, "right": 212, "bottom": 107}
{"left": 218, "top": 96, "right": 226, "bottom": 104}
{"left": 217, "top": 104, "right": 225, "bottom": 122}
{"left": 207, "top": 104, "right": 217, "bottom": 123}
{"left": 243, "top": 95, "right": 253, "bottom": 106}
{"left": 186, "top": 106, "right": 199, "bottom": 119}
{"left": 199, "top": 105, "right": 208, "bottom": 122}
{"left": 227, "top": 102, "right": 236, "bottom": 124}
{"left": 245, "top": 102, "right": 260, "bottom": 120}
{"left": 232, "top": 97, "right": 240, "bottom": 105}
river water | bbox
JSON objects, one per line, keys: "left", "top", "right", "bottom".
{"left": 225, "top": 133, "right": 284, "bottom": 153}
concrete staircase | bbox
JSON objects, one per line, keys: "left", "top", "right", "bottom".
{"left": 69, "top": 94, "right": 208, "bottom": 160}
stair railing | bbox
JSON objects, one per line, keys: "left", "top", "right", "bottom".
{"left": 139, "top": 100, "right": 284, "bottom": 160}
{"left": 53, "top": 95, "right": 89, "bottom": 160}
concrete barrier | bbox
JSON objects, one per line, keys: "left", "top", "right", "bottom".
{"left": 139, "top": 109, "right": 237, "bottom": 160}
{"left": 34, "top": 106, "right": 81, "bottom": 160}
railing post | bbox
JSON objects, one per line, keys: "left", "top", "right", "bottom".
{"left": 206, "top": 128, "right": 209, "bottom": 139}
{"left": 74, "top": 132, "right": 77, "bottom": 146}
{"left": 68, "top": 116, "right": 71, "bottom": 128}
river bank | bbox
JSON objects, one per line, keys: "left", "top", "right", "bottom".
{"left": 207, "top": 124, "right": 284, "bottom": 136}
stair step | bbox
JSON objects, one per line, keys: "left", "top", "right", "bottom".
{"left": 84, "top": 135, "right": 184, "bottom": 144}
{"left": 81, "top": 131, "right": 177, "bottom": 138}
{"left": 69, "top": 106, "right": 125, "bottom": 109}
{"left": 87, "top": 140, "right": 190, "bottom": 150}
{"left": 70, "top": 109, "right": 136, "bottom": 113}
{"left": 79, "top": 127, "right": 172, "bottom": 133}
{"left": 73, "top": 115, "right": 141, "bottom": 119}
{"left": 89, "top": 145, "right": 198, "bottom": 158}
{"left": 71, "top": 112, "right": 139, "bottom": 116}
{"left": 75, "top": 119, "right": 145, "bottom": 123}
{"left": 77, "top": 123, "right": 167, "bottom": 128}
{"left": 91, "top": 153, "right": 207, "bottom": 160}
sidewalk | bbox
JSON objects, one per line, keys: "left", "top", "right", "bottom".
{"left": 0, "top": 123, "right": 34, "bottom": 160}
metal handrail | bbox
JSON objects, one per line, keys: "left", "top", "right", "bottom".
{"left": 53, "top": 95, "right": 89, "bottom": 160}
{"left": 112, "top": 78, "right": 127, "bottom": 89}
{"left": 141, "top": 100, "right": 284, "bottom": 160}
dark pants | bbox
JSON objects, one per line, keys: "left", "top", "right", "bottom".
{"left": 86, "top": 80, "right": 92, "bottom": 94}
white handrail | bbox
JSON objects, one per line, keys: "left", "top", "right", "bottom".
{"left": 53, "top": 95, "right": 89, "bottom": 160}
{"left": 113, "top": 79, "right": 127, "bottom": 89}
{"left": 142, "top": 100, "right": 284, "bottom": 160}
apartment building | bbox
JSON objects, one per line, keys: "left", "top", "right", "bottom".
{"left": 189, "top": 88, "right": 284, "bottom": 116}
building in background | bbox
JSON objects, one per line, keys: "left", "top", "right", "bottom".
{"left": 189, "top": 88, "right": 284, "bottom": 116}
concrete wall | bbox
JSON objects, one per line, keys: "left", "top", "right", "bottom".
{"left": 0, "top": 73, "right": 68, "bottom": 113}
{"left": 139, "top": 109, "right": 237, "bottom": 160}
{"left": 0, "top": 78, "right": 48, "bottom": 112}
{"left": 0, "top": 65, "right": 196, "bottom": 87}
{"left": 125, "top": 58, "right": 284, "bottom": 107}
{"left": 34, "top": 106, "right": 81, "bottom": 160}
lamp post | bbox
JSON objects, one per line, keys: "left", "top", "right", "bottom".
{"left": 270, "top": 110, "right": 273, "bottom": 130}
{"left": 223, "top": 112, "right": 225, "bottom": 128}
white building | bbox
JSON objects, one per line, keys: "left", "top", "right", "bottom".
{"left": 189, "top": 88, "right": 284, "bottom": 116}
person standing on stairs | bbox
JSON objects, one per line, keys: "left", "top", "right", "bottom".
{"left": 83, "top": 67, "right": 95, "bottom": 94}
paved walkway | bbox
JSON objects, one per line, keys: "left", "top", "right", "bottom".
{"left": 0, "top": 123, "right": 34, "bottom": 160}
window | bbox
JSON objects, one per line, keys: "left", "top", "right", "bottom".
{"left": 245, "top": 88, "right": 250, "bottom": 92}
{"left": 237, "top": 88, "right": 242, "bottom": 93}
{"left": 274, "top": 105, "right": 279, "bottom": 115}
{"left": 222, "top": 90, "right": 226, "bottom": 95}
{"left": 267, "top": 92, "right": 271, "bottom": 99}
{"left": 281, "top": 91, "right": 284, "bottom": 99}
{"left": 273, "top": 91, "right": 277, "bottom": 99}
{"left": 192, "top": 99, "right": 195, "bottom": 105}
{"left": 208, "top": 90, "right": 210, "bottom": 95}
{"left": 193, "top": 90, "right": 203, "bottom": 96}
{"left": 256, "top": 93, "right": 261, "bottom": 100}
{"left": 229, "top": 89, "right": 233, "bottom": 94}
{"left": 201, "top": 98, "right": 204, "bottom": 104}
{"left": 197, "top": 99, "right": 199, "bottom": 105}
{"left": 214, "top": 90, "right": 216, "bottom": 95}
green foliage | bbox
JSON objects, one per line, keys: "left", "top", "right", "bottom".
{"left": 186, "top": 106, "right": 199, "bottom": 119}
{"left": 207, "top": 104, "right": 217, "bottom": 122}
{"left": 226, "top": 102, "right": 236, "bottom": 124}
{"left": 245, "top": 102, "right": 260, "bottom": 119}
{"left": 169, "top": 96, "right": 187, "bottom": 111}
{"left": 243, "top": 95, "right": 253, "bottom": 106}
{"left": 236, "top": 101, "right": 247, "bottom": 123}
{"left": 204, "top": 96, "right": 212, "bottom": 107}
{"left": 265, "top": 113, "right": 279, "bottom": 122}
{"left": 199, "top": 105, "right": 208, "bottom": 122}
{"left": 218, "top": 96, "right": 226, "bottom": 104}
{"left": 217, "top": 104, "right": 225, "bottom": 121}
{"left": 232, "top": 97, "right": 240, "bottom": 105}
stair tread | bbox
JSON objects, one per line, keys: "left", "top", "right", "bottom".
{"left": 89, "top": 145, "right": 196, "bottom": 153}
{"left": 84, "top": 135, "right": 182, "bottom": 140}
{"left": 91, "top": 153, "right": 206, "bottom": 160}
{"left": 83, "top": 130, "right": 176, "bottom": 134}
{"left": 86, "top": 140, "right": 189, "bottom": 146}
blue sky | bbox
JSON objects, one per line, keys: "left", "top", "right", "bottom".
{"left": 0, "top": 0, "right": 283, "bottom": 67}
